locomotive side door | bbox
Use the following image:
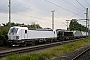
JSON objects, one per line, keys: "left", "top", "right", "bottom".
{"left": 24, "top": 30, "right": 28, "bottom": 39}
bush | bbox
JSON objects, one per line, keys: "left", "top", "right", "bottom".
{"left": 0, "top": 26, "right": 9, "bottom": 46}
{"left": 0, "top": 40, "right": 3, "bottom": 46}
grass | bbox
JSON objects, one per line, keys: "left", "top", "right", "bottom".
{"left": 2, "top": 39, "right": 90, "bottom": 60}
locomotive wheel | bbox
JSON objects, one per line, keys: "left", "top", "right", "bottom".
{"left": 8, "top": 43, "right": 12, "bottom": 47}
{"left": 23, "top": 42, "right": 27, "bottom": 46}
{"left": 31, "top": 41, "right": 35, "bottom": 45}
{"left": 50, "top": 39, "right": 54, "bottom": 43}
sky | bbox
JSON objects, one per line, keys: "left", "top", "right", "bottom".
{"left": 0, "top": 0, "right": 90, "bottom": 29}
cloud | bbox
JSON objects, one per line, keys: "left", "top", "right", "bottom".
{"left": 25, "top": 20, "right": 38, "bottom": 24}
{"left": 0, "top": 13, "right": 8, "bottom": 23}
{"left": 0, "top": 0, "right": 8, "bottom": 13}
{"left": 0, "top": 0, "right": 90, "bottom": 29}
{"left": 0, "top": 0, "right": 30, "bottom": 13}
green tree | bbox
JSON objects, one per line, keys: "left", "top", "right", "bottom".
{"left": 69, "top": 19, "right": 88, "bottom": 31}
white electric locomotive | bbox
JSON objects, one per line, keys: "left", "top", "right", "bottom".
{"left": 8, "top": 26, "right": 88, "bottom": 46}
{"left": 8, "top": 26, "right": 57, "bottom": 46}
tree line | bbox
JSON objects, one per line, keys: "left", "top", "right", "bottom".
{"left": 69, "top": 19, "right": 88, "bottom": 31}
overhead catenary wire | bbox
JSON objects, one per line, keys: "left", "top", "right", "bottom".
{"left": 13, "top": 0, "right": 87, "bottom": 26}
{"left": 0, "top": 8, "right": 62, "bottom": 25}
{"left": 3, "top": 0, "right": 51, "bottom": 18}
{"left": 4, "top": 0, "right": 56, "bottom": 22}
{"left": 84, "top": 0, "right": 90, "bottom": 14}
{"left": 0, "top": 9, "right": 51, "bottom": 22}
{"left": 62, "top": 0, "right": 89, "bottom": 29}
{"left": 0, "top": 1, "right": 52, "bottom": 23}
{"left": 45, "top": 0, "right": 83, "bottom": 18}
{"left": 1, "top": 0, "right": 83, "bottom": 22}
{"left": 17, "top": 0, "right": 51, "bottom": 16}
{"left": 76, "top": 0, "right": 90, "bottom": 14}
{"left": 1, "top": 0, "right": 89, "bottom": 18}
{"left": 62, "top": 0, "right": 86, "bottom": 19}
{"left": 0, "top": 9, "right": 63, "bottom": 26}
{"left": 1, "top": 0, "right": 86, "bottom": 28}
{"left": 85, "top": 0, "right": 90, "bottom": 8}
{"left": 17, "top": 0, "right": 60, "bottom": 19}
{"left": 8, "top": 0, "right": 65, "bottom": 23}
{"left": 76, "top": 0, "right": 86, "bottom": 9}
{"left": 5, "top": 0, "right": 58, "bottom": 18}
{"left": 62, "top": 0, "right": 84, "bottom": 12}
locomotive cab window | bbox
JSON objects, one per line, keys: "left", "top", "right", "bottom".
{"left": 10, "top": 28, "right": 18, "bottom": 33}
{"left": 25, "top": 30, "right": 27, "bottom": 33}
{"left": 54, "top": 31, "right": 55, "bottom": 34}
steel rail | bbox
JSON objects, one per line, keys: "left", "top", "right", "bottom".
{"left": 72, "top": 47, "right": 90, "bottom": 60}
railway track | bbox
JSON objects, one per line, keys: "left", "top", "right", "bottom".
{"left": 0, "top": 38, "right": 85, "bottom": 58}
{"left": 53, "top": 38, "right": 90, "bottom": 60}
{"left": 72, "top": 47, "right": 90, "bottom": 60}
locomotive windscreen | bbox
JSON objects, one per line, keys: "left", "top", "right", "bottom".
{"left": 9, "top": 28, "right": 18, "bottom": 33}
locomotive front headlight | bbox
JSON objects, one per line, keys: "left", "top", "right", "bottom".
{"left": 16, "top": 36, "right": 19, "bottom": 39}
